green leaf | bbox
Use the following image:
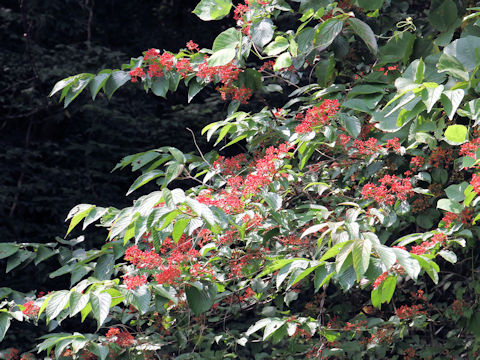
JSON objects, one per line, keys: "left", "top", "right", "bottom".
{"left": 151, "top": 76, "right": 169, "bottom": 98}
{"left": 352, "top": 239, "right": 372, "bottom": 280}
{"left": 437, "top": 53, "right": 469, "bottom": 81}
{"left": 34, "top": 246, "right": 56, "bottom": 265}
{"left": 251, "top": 18, "right": 275, "bottom": 48}
{"left": 89, "top": 71, "right": 111, "bottom": 100}
{"left": 153, "top": 285, "right": 178, "bottom": 304}
{"left": 264, "top": 36, "right": 290, "bottom": 56}
{"left": 50, "top": 76, "right": 77, "bottom": 97}
{"left": 444, "top": 124, "right": 468, "bottom": 144}
{"left": 0, "top": 243, "right": 19, "bottom": 260}
{"left": 263, "top": 319, "right": 287, "bottom": 341}
{"left": 438, "top": 250, "right": 457, "bottom": 264}
{"left": 374, "top": 245, "right": 396, "bottom": 269}
{"left": 392, "top": 248, "right": 420, "bottom": 279}
{"left": 264, "top": 192, "right": 282, "bottom": 211}
{"left": 89, "top": 344, "right": 109, "bottom": 360}
{"left": 465, "top": 185, "right": 477, "bottom": 206}
{"left": 46, "top": 290, "right": 70, "bottom": 321}
{"left": 213, "top": 28, "right": 241, "bottom": 52}
{"left": 428, "top": 0, "right": 458, "bottom": 31}
{"left": 69, "top": 292, "right": 89, "bottom": 317}
{"left": 66, "top": 204, "right": 95, "bottom": 236}
{"left": 379, "top": 31, "right": 415, "bottom": 65}
{"left": 104, "top": 70, "right": 130, "bottom": 99}
{"left": 64, "top": 75, "right": 93, "bottom": 107}
{"left": 415, "top": 58, "right": 425, "bottom": 84}
{"left": 343, "top": 115, "right": 361, "bottom": 138}
{"left": 441, "top": 89, "right": 465, "bottom": 120}
{"left": 193, "top": 0, "right": 232, "bottom": 21}
{"left": 371, "top": 275, "right": 396, "bottom": 308}
{"left": 124, "top": 286, "right": 151, "bottom": 314}
{"left": 246, "top": 318, "right": 271, "bottom": 337}
{"left": 445, "top": 182, "right": 468, "bottom": 202}
{"left": 273, "top": 52, "right": 292, "bottom": 71}
{"left": 90, "top": 292, "right": 112, "bottom": 328}
{"left": 127, "top": 170, "right": 164, "bottom": 195}
{"left": 163, "top": 163, "right": 184, "bottom": 188}
{"left": 93, "top": 254, "right": 114, "bottom": 280}
{"left": 314, "top": 264, "right": 335, "bottom": 291}
{"left": 208, "top": 48, "right": 236, "bottom": 67}
{"left": 421, "top": 85, "right": 444, "bottom": 113}
{"left": 83, "top": 207, "right": 108, "bottom": 230}
{"left": 443, "top": 35, "right": 480, "bottom": 71}
{"left": 356, "top": 0, "right": 384, "bottom": 10}
{"left": 313, "top": 18, "right": 343, "bottom": 49}
{"left": 0, "top": 313, "right": 11, "bottom": 342}
{"left": 188, "top": 79, "right": 204, "bottom": 103}
{"left": 347, "top": 18, "right": 377, "bottom": 54}
{"left": 315, "top": 54, "right": 336, "bottom": 87}
{"left": 172, "top": 217, "right": 190, "bottom": 243}
{"left": 437, "top": 198, "right": 464, "bottom": 214}
{"left": 185, "top": 281, "right": 218, "bottom": 315}
{"left": 6, "top": 250, "right": 30, "bottom": 273}
{"left": 432, "top": 168, "right": 449, "bottom": 185}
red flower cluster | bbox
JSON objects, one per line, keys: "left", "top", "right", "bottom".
{"left": 123, "top": 274, "right": 147, "bottom": 290}
{"left": 230, "top": 247, "right": 268, "bottom": 277}
{"left": 410, "top": 233, "right": 446, "bottom": 255}
{"left": 428, "top": 147, "right": 454, "bottom": 168}
{"left": 351, "top": 137, "right": 382, "bottom": 156}
{"left": 176, "top": 58, "right": 193, "bottom": 79}
{"left": 186, "top": 40, "right": 200, "bottom": 52}
{"left": 259, "top": 60, "right": 275, "bottom": 72}
{"left": 22, "top": 300, "right": 40, "bottom": 317}
{"left": 373, "top": 271, "right": 388, "bottom": 289}
{"left": 295, "top": 99, "right": 340, "bottom": 134}
{"left": 129, "top": 67, "right": 145, "bottom": 83}
{"left": 154, "top": 265, "right": 181, "bottom": 285}
{"left": 242, "top": 143, "right": 293, "bottom": 195}
{"left": 470, "top": 173, "right": 480, "bottom": 193}
{"left": 395, "top": 304, "right": 426, "bottom": 320}
{"left": 377, "top": 65, "right": 399, "bottom": 76}
{"left": 362, "top": 175, "right": 413, "bottom": 206}
{"left": 124, "top": 245, "right": 162, "bottom": 269}
{"left": 441, "top": 209, "right": 473, "bottom": 228}
{"left": 451, "top": 299, "right": 468, "bottom": 316}
{"left": 385, "top": 138, "right": 401, "bottom": 152}
{"left": 459, "top": 138, "right": 480, "bottom": 158}
{"left": 410, "top": 156, "right": 425, "bottom": 172}
{"left": 234, "top": 3, "right": 250, "bottom": 22}
{"left": 106, "top": 327, "right": 135, "bottom": 347}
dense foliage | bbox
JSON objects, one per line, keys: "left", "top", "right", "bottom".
{"left": 3, "top": 0, "right": 480, "bottom": 359}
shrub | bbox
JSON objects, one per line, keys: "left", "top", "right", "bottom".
{"left": 2, "top": 0, "right": 480, "bottom": 358}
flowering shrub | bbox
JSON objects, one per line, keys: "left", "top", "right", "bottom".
{"left": 3, "top": 0, "right": 480, "bottom": 359}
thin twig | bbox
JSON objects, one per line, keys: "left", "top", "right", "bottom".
{"left": 186, "top": 127, "right": 227, "bottom": 182}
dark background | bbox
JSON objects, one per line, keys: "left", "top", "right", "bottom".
{"left": 0, "top": 0, "right": 233, "bottom": 254}
{"left": 0, "top": 0, "right": 236, "bottom": 348}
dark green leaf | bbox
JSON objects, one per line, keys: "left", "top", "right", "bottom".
{"left": 104, "top": 70, "right": 130, "bottom": 99}
{"left": 0, "top": 313, "right": 11, "bottom": 342}
{"left": 0, "top": 243, "right": 19, "bottom": 260}
{"left": 347, "top": 18, "right": 377, "bottom": 54}
{"left": 151, "top": 76, "right": 169, "bottom": 98}
{"left": 313, "top": 18, "right": 343, "bottom": 49}
{"left": 185, "top": 281, "right": 218, "bottom": 315}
